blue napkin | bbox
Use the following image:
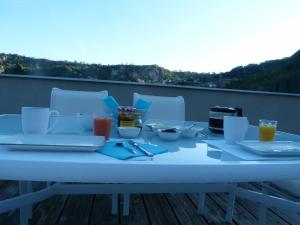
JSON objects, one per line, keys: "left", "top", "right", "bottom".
{"left": 103, "top": 96, "right": 119, "bottom": 114}
{"left": 134, "top": 99, "right": 152, "bottom": 110}
{"left": 103, "top": 96, "right": 152, "bottom": 112}
{"left": 98, "top": 140, "right": 167, "bottom": 160}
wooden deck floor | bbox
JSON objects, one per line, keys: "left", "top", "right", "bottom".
{"left": 0, "top": 181, "right": 298, "bottom": 225}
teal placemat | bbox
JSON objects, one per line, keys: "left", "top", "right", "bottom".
{"left": 98, "top": 140, "right": 167, "bottom": 160}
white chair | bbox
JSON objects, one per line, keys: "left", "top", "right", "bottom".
{"left": 133, "top": 93, "right": 185, "bottom": 121}
{"left": 49, "top": 88, "right": 120, "bottom": 214}
{"left": 120, "top": 93, "right": 186, "bottom": 216}
{"left": 50, "top": 87, "right": 108, "bottom": 115}
{"left": 273, "top": 181, "right": 300, "bottom": 197}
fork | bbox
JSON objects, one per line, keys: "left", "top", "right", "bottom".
{"left": 128, "top": 140, "right": 154, "bottom": 157}
{"left": 116, "top": 142, "right": 137, "bottom": 154}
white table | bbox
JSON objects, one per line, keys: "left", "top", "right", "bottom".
{"left": 0, "top": 115, "right": 300, "bottom": 225}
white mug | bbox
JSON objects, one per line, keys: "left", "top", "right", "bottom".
{"left": 22, "top": 107, "right": 59, "bottom": 134}
{"left": 224, "top": 116, "right": 249, "bottom": 144}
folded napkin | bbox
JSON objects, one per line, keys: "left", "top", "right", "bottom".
{"left": 103, "top": 96, "right": 152, "bottom": 114}
{"left": 134, "top": 99, "right": 152, "bottom": 110}
{"left": 98, "top": 140, "right": 167, "bottom": 160}
{"left": 103, "top": 96, "right": 119, "bottom": 114}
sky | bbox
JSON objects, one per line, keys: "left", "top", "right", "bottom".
{"left": 1, "top": 0, "right": 300, "bottom": 73}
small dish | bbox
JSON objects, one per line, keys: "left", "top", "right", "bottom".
{"left": 143, "top": 123, "right": 165, "bottom": 133}
{"left": 181, "top": 127, "right": 198, "bottom": 138}
{"left": 118, "top": 127, "right": 141, "bottom": 138}
{"left": 157, "top": 128, "right": 181, "bottom": 141}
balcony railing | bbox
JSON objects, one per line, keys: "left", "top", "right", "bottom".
{"left": 1, "top": 74, "right": 300, "bottom": 134}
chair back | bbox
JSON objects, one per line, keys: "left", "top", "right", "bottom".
{"left": 133, "top": 93, "right": 185, "bottom": 121}
{"left": 50, "top": 88, "right": 108, "bottom": 115}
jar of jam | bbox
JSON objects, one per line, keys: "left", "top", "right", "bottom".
{"left": 118, "top": 106, "right": 136, "bottom": 127}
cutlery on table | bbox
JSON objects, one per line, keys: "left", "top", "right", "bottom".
{"left": 128, "top": 140, "right": 154, "bottom": 157}
{"left": 185, "top": 123, "right": 197, "bottom": 130}
{"left": 116, "top": 142, "right": 137, "bottom": 154}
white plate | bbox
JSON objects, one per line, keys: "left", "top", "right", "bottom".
{"left": 237, "top": 141, "right": 300, "bottom": 156}
{"left": 0, "top": 134, "right": 105, "bottom": 152}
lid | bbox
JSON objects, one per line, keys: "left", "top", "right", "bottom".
{"left": 118, "top": 106, "right": 136, "bottom": 112}
{"left": 210, "top": 106, "right": 238, "bottom": 113}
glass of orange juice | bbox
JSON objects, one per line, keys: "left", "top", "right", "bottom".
{"left": 93, "top": 113, "right": 112, "bottom": 140}
{"left": 259, "top": 119, "right": 277, "bottom": 141}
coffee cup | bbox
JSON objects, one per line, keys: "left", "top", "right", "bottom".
{"left": 224, "top": 116, "right": 249, "bottom": 144}
{"left": 22, "top": 107, "right": 59, "bottom": 134}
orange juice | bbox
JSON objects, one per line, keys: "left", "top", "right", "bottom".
{"left": 93, "top": 118, "right": 112, "bottom": 140}
{"left": 259, "top": 125, "right": 276, "bottom": 141}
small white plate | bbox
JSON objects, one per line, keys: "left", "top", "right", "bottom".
{"left": 237, "top": 141, "right": 300, "bottom": 156}
{"left": 0, "top": 134, "right": 105, "bottom": 152}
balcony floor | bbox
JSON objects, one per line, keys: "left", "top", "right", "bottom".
{"left": 0, "top": 181, "right": 297, "bottom": 225}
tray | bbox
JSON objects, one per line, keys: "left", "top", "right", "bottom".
{"left": 237, "top": 141, "right": 300, "bottom": 156}
{"left": 0, "top": 134, "right": 105, "bottom": 152}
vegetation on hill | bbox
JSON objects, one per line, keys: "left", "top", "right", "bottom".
{"left": 0, "top": 49, "right": 300, "bottom": 93}
{"left": 225, "top": 50, "right": 300, "bottom": 93}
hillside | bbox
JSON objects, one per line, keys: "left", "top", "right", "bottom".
{"left": 0, "top": 54, "right": 179, "bottom": 84}
{"left": 224, "top": 50, "right": 300, "bottom": 93}
{"left": 1, "top": 50, "right": 300, "bottom": 93}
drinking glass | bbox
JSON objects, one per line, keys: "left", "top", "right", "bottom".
{"left": 93, "top": 113, "right": 112, "bottom": 140}
{"left": 259, "top": 119, "right": 277, "bottom": 141}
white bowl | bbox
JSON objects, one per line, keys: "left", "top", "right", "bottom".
{"left": 118, "top": 127, "right": 141, "bottom": 138}
{"left": 181, "top": 128, "right": 198, "bottom": 138}
{"left": 157, "top": 129, "right": 181, "bottom": 141}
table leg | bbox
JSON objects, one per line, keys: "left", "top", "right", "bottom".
{"left": 225, "top": 184, "right": 236, "bottom": 223}
{"left": 197, "top": 193, "right": 206, "bottom": 214}
{"left": 258, "top": 184, "right": 268, "bottom": 225}
{"left": 291, "top": 213, "right": 299, "bottom": 225}
{"left": 19, "top": 181, "right": 33, "bottom": 225}
{"left": 123, "top": 193, "right": 130, "bottom": 216}
{"left": 111, "top": 194, "right": 118, "bottom": 215}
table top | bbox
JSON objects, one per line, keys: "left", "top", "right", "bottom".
{"left": 0, "top": 114, "right": 300, "bottom": 183}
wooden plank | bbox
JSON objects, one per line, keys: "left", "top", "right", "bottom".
{"left": 0, "top": 211, "right": 19, "bottom": 225}
{"left": 253, "top": 182, "right": 298, "bottom": 224}
{"left": 120, "top": 194, "right": 149, "bottom": 225}
{"left": 165, "top": 194, "right": 208, "bottom": 225}
{"left": 0, "top": 181, "right": 18, "bottom": 200}
{"left": 210, "top": 192, "right": 257, "bottom": 225}
{"left": 143, "top": 194, "right": 180, "bottom": 225}
{"left": 30, "top": 195, "right": 68, "bottom": 225}
{"left": 0, "top": 181, "right": 16, "bottom": 190}
{"left": 56, "top": 195, "right": 94, "bottom": 225}
{"left": 188, "top": 193, "right": 238, "bottom": 225}
{"left": 90, "top": 194, "right": 118, "bottom": 225}
{"left": 0, "top": 181, "right": 19, "bottom": 225}
{"left": 238, "top": 183, "right": 293, "bottom": 225}
{"left": 0, "top": 180, "right": 296, "bottom": 225}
